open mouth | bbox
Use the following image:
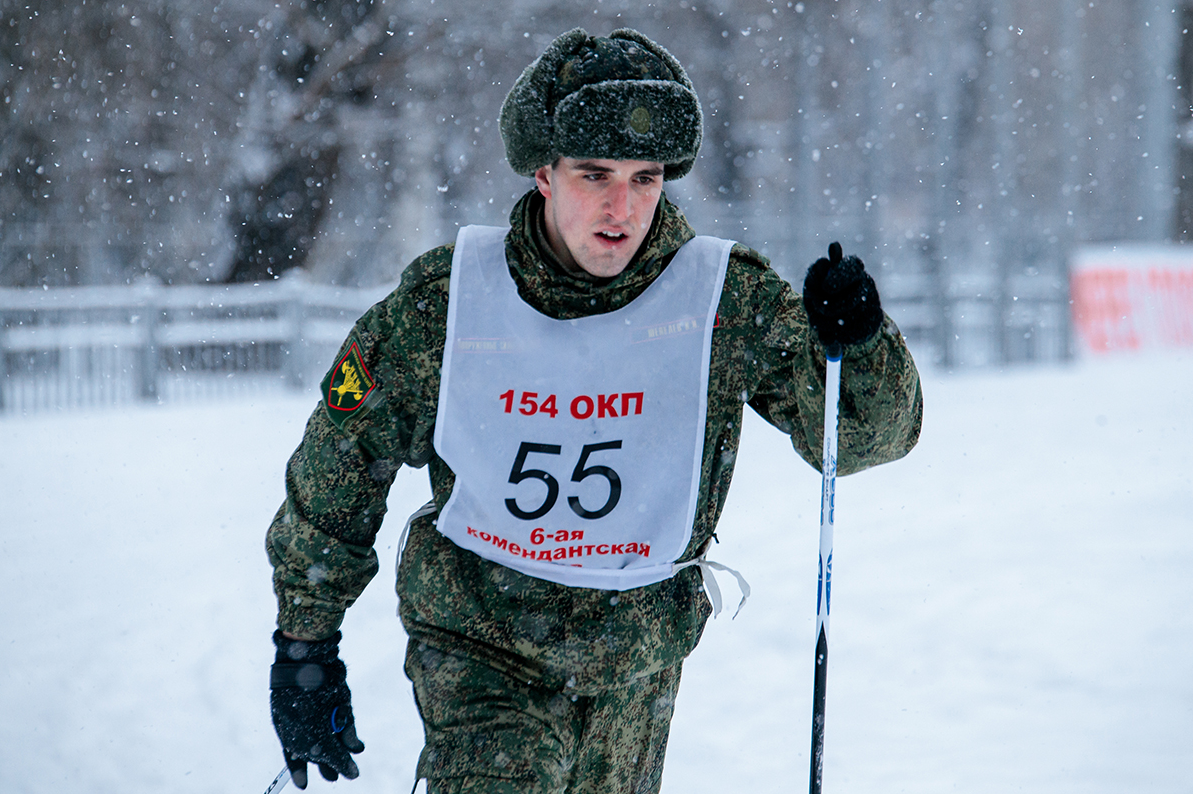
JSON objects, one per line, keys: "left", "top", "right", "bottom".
{"left": 596, "top": 231, "right": 627, "bottom": 242}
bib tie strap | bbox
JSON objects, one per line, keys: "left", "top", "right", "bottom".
{"left": 673, "top": 555, "right": 751, "bottom": 619}
{"left": 396, "top": 500, "right": 439, "bottom": 614}
{"left": 399, "top": 499, "right": 438, "bottom": 559}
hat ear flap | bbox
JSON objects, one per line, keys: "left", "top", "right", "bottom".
{"left": 500, "top": 28, "right": 592, "bottom": 177}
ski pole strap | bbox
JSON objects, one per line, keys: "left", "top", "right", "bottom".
{"left": 673, "top": 555, "right": 751, "bottom": 619}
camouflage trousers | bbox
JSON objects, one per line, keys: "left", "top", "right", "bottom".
{"left": 405, "top": 639, "right": 682, "bottom": 794}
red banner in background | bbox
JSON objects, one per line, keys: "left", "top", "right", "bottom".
{"left": 1071, "top": 246, "right": 1193, "bottom": 353}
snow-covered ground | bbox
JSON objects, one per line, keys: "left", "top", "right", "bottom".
{"left": 2, "top": 349, "right": 1190, "bottom": 794}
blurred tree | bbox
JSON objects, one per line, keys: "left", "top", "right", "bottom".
{"left": 0, "top": 0, "right": 1188, "bottom": 293}
{"left": 0, "top": 0, "right": 260, "bottom": 286}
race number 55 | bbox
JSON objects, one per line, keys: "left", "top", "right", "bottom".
{"left": 505, "top": 441, "right": 623, "bottom": 521}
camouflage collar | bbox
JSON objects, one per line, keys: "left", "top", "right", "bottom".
{"left": 505, "top": 188, "right": 697, "bottom": 320}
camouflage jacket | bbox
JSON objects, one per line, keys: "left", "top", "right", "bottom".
{"left": 266, "top": 189, "right": 922, "bottom": 694}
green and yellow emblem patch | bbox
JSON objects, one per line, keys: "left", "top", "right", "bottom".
{"left": 324, "top": 339, "right": 376, "bottom": 415}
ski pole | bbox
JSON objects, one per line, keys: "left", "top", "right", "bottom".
{"left": 808, "top": 343, "right": 842, "bottom": 794}
{"left": 263, "top": 766, "right": 290, "bottom": 794}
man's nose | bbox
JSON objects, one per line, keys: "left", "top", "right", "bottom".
{"left": 604, "top": 180, "right": 631, "bottom": 221}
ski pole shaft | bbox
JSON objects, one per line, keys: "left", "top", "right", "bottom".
{"left": 809, "top": 344, "right": 842, "bottom": 794}
{"left": 263, "top": 766, "right": 290, "bottom": 794}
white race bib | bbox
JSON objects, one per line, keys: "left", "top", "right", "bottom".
{"left": 433, "top": 225, "right": 732, "bottom": 590}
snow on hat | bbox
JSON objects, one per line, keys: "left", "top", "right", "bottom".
{"left": 499, "top": 28, "right": 703, "bottom": 181}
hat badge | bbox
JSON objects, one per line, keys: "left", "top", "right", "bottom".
{"left": 629, "top": 106, "right": 652, "bottom": 134}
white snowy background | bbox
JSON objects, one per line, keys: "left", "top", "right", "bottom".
{"left": 2, "top": 348, "right": 1190, "bottom": 794}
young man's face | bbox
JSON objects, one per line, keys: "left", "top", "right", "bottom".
{"left": 534, "top": 157, "right": 664, "bottom": 279}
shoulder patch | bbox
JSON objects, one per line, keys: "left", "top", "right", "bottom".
{"left": 322, "top": 338, "right": 377, "bottom": 417}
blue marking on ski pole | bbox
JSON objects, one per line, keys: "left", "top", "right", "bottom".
{"left": 816, "top": 553, "right": 823, "bottom": 615}
{"left": 828, "top": 463, "right": 836, "bottom": 523}
{"left": 825, "top": 552, "right": 832, "bottom": 615}
{"left": 263, "top": 766, "right": 291, "bottom": 794}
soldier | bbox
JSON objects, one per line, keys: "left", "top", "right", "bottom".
{"left": 266, "top": 27, "right": 922, "bottom": 794}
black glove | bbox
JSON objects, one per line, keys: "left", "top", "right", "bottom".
{"left": 802, "top": 241, "right": 883, "bottom": 352}
{"left": 270, "top": 630, "right": 365, "bottom": 789}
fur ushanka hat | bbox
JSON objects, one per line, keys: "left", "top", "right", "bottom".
{"left": 499, "top": 28, "right": 703, "bottom": 181}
